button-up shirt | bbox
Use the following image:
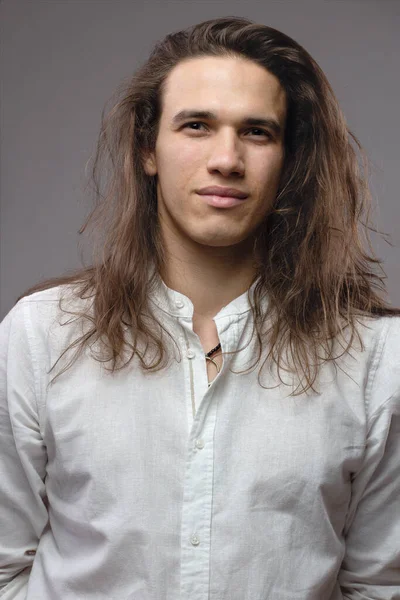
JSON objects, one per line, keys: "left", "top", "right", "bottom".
{"left": 0, "top": 273, "right": 399, "bottom": 599}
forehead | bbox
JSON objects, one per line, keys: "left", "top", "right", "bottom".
{"left": 161, "top": 55, "right": 286, "bottom": 121}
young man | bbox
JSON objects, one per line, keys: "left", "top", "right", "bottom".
{"left": 1, "top": 16, "right": 399, "bottom": 600}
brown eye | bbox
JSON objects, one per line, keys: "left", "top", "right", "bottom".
{"left": 248, "top": 128, "right": 272, "bottom": 138}
{"left": 183, "top": 122, "right": 207, "bottom": 131}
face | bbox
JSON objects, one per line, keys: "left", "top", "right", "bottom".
{"left": 143, "top": 55, "right": 287, "bottom": 260}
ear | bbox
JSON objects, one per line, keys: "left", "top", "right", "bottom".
{"left": 143, "top": 151, "right": 157, "bottom": 176}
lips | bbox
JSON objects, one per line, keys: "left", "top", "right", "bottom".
{"left": 196, "top": 186, "right": 248, "bottom": 199}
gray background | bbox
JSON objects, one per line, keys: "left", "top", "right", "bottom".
{"left": 1, "top": 0, "right": 399, "bottom": 320}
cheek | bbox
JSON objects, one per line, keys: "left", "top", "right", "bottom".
{"left": 158, "top": 142, "right": 203, "bottom": 190}
{"left": 180, "top": 144, "right": 205, "bottom": 171}
{"left": 159, "top": 139, "right": 203, "bottom": 168}
{"left": 259, "top": 152, "right": 285, "bottom": 187}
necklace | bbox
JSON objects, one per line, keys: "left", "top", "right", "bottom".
{"left": 205, "top": 342, "right": 222, "bottom": 387}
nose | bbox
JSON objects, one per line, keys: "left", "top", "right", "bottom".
{"left": 206, "top": 129, "right": 245, "bottom": 177}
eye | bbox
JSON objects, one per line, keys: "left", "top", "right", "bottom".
{"left": 247, "top": 128, "right": 272, "bottom": 139}
{"left": 181, "top": 122, "right": 273, "bottom": 140}
{"left": 182, "top": 121, "right": 207, "bottom": 131}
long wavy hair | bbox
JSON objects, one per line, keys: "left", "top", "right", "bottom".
{"left": 16, "top": 16, "right": 400, "bottom": 395}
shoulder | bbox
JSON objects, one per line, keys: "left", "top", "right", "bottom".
{"left": 356, "top": 313, "right": 400, "bottom": 365}
{"left": 8, "top": 283, "right": 84, "bottom": 323}
{"left": 16, "top": 281, "right": 93, "bottom": 314}
{"left": 358, "top": 314, "right": 400, "bottom": 418}
{"left": 1, "top": 283, "right": 94, "bottom": 355}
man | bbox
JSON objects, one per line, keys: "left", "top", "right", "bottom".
{"left": 1, "top": 16, "right": 399, "bottom": 600}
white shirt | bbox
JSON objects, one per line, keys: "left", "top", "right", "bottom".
{"left": 0, "top": 274, "right": 399, "bottom": 600}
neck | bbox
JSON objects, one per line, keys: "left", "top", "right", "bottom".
{"left": 160, "top": 256, "right": 258, "bottom": 321}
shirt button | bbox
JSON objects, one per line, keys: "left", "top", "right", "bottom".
{"left": 190, "top": 534, "right": 200, "bottom": 546}
{"left": 175, "top": 299, "right": 184, "bottom": 308}
{"left": 187, "top": 350, "right": 195, "bottom": 359}
{"left": 195, "top": 439, "right": 204, "bottom": 449}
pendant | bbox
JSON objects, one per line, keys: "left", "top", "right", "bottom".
{"left": 205, "top": 355, "right": 221, "bottom": 373}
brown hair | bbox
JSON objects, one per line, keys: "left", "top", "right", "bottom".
{"left": 16, "top": 16, "right": 400, "bottom": 395}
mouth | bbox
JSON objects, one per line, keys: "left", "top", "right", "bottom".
{"left": 197, "top": 194, "right": 247, "bottom": 208}
{"left": 196, "top": 186, "right": 249, "bottom": 199}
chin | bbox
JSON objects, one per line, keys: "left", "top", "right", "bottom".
{"left": 192, "top": 233, "right": 252, "bottom": 249}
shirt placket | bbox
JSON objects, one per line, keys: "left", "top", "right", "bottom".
{"left": 176, "top": 301, "right": 218, "bottom": 600}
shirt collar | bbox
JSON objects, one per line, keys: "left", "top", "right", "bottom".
{"left": 148, "top": 262, "right": 266, "bottom": 321}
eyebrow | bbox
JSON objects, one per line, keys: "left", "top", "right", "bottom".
{"left": 171, "top": 110, "right": 283, "bottom": 137}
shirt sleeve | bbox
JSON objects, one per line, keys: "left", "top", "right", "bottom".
{"left": 338, "top": 317, "right": 400, "bottom": 599}
{"left": 0, "top": 301, "right": 48, "bottom": 598}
